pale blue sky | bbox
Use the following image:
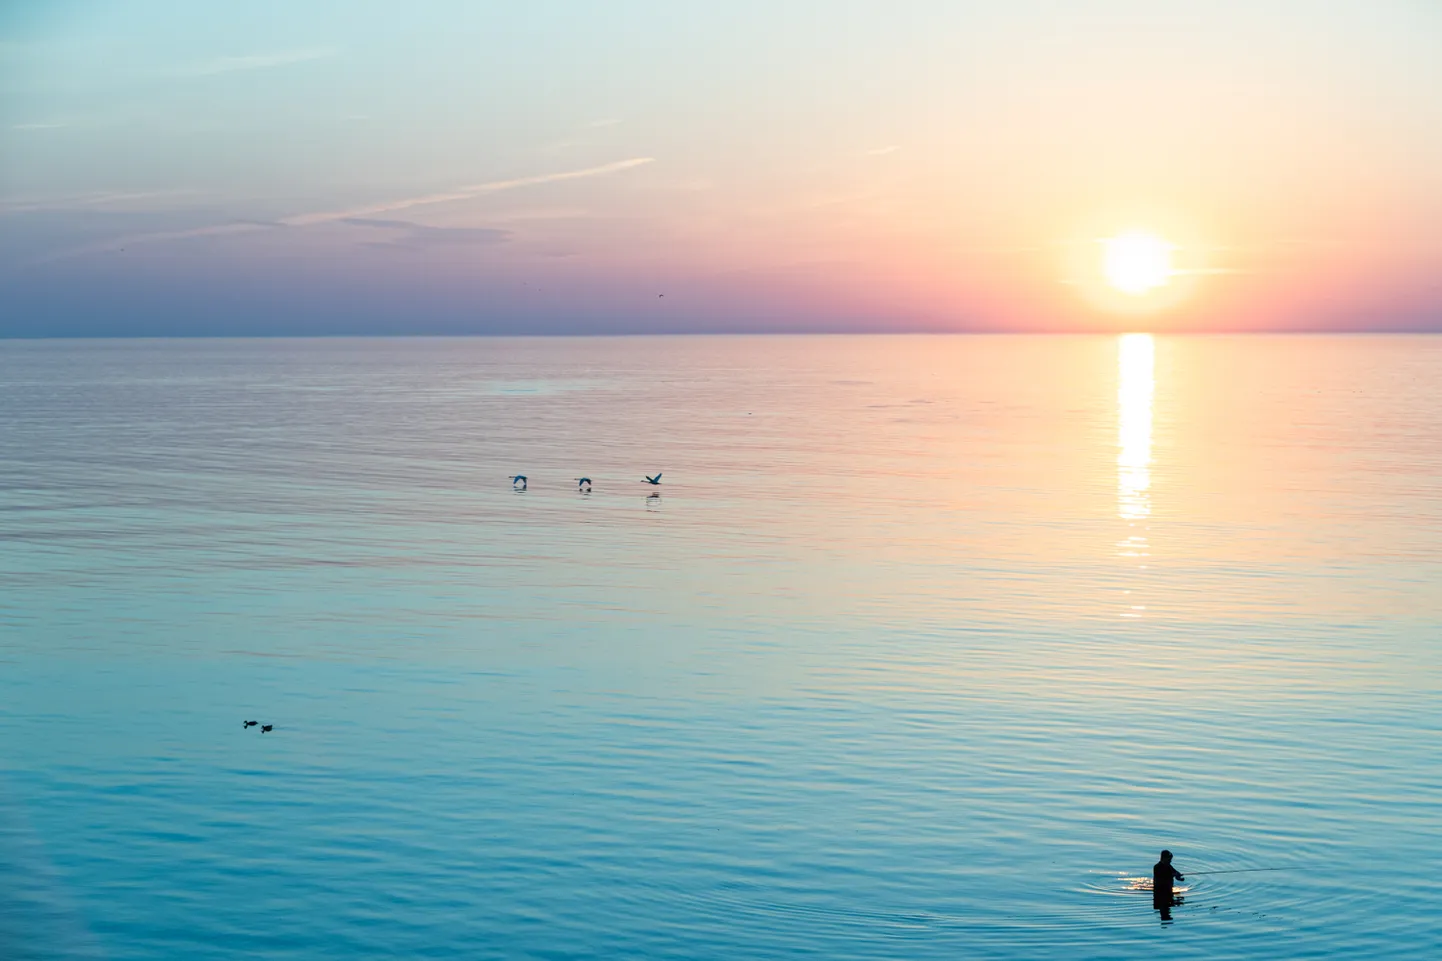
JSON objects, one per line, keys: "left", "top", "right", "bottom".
{"left": 3, "top": 1, "right": 1440, "bottom": 335}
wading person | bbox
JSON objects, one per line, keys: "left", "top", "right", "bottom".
{"left": 1153, "top": 849, "right": 1185, "bottom": 916}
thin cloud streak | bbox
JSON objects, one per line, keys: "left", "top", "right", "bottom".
{"left": 27, "top": 159, "right": 655, "bottom": 263}
{"left": 0, "top": 190, "right": 201, "bottom": 214}
{"left": 284, "top": 158, "right": 654, "bottom": 226}
{"left": 178, "top": 48, "right": 338, "bottom": 77}
{"left": 341, "top": 218, "right": 512, "bottom": 249}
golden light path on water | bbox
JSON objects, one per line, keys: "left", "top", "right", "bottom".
{"left": 1117, "top": 333, "right": 1154, "bottom": 617}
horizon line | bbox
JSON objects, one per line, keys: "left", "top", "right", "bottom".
{"left": 4, "top": 328, "right": 1440, "bottom": 342}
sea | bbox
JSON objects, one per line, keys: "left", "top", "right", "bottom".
{"left": 2, "top": 334, "right": 1439, "bottom": 960}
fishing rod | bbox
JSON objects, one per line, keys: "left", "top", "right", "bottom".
{"left": 1185, "top": 867, "right": 1287, "bottom": 875}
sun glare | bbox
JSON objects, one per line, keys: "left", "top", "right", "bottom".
{"left": 1102, "top": 232, "right": 1173, "bottom": 295}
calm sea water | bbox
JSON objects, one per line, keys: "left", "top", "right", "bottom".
{"left": 2, "top": 335, "right": 1439, "bottom": 960}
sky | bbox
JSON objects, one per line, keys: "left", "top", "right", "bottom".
{"left": 3, "top": 0, "right": 1441, "bottom": 336}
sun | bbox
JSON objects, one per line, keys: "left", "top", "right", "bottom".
{"left": 1102, "top": 231, "right": 1173, "bottom": 295}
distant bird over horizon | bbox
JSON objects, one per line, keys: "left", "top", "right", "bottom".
{"left": 510, "top": 475, "right": 527, "bottom": 490}
{"left": 576, "top": 477, "right": 592, "bottom": 491}
{"left": 643, "top": 473, "right": 662, "bottom": 485}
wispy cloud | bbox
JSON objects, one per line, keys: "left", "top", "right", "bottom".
{"left": 178, "top": 48, "right": 337, "bottom": 77}
{"left": 341, "top": 218, "right": 511, "bottom": 249}
{"left": 283, "top": 157, "right": 654, "bottom": 226}
{"left": 486, "top": 206, "right": 594, "bottom": 223}
{"left": 31, "top": 158, "right": 654, "bottom": 261}
{"left": 0, "top": 189, "right": 201, "bottom": 215}
{"left": 11, "top": 122, "right": 68, "bottom": 131}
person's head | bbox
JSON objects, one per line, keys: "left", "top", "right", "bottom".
{"left": 1160, "top": 850, "right": 1173, "bottom": 862}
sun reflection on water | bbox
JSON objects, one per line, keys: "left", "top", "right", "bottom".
{"left": 1117, "top": 334, "right": 1154, "bottom": 616}
{"left": 1117, "top": 333, "right": 1154, "bottom": 521}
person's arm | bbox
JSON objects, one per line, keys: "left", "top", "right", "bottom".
{"left": 1173, "top": 866, "right": 1185, "bottom": 881}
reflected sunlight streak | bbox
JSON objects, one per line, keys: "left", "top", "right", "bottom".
{"left": 1118, "top": 333, "right": 1153, "bottom": 519}
{"left": 1117, "top": 333, "right": 1154, "bottom": 522}
{"left": 1117, "top": 333, "right": 1154, "bottom": 618}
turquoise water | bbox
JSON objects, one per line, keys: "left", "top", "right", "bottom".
{"left": 2, "top": 335, "right": 1439, "bottom": 959}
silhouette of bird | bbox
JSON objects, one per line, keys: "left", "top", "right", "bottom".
{"left": 243, "top": 720, "right": 258, "bottom": 728}
{"left": 576, "top": 477, "right": 592, "bottom": 491}
{"left": 510, "top": 475, "right": 527, "bottom": 490}
{"left": 260, "top": 724, "right": 273, "bottom": 733}
{"left": 643, "top": 473, "right": 662, "bottom": 485}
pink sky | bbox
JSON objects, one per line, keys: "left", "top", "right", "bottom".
{"left": 4, "top": 1, "right": 1441, "bottom": 334}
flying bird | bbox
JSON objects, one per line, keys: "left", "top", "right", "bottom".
{"left": 510, "top": 475, "right": 528, "bottom": 490}
{"left": 643, "top": 473, "right": 662, "bottom": 485}
{"left": 243, "top": 720, "right": 258, "bottom": 728}
{"left": 576, "top": 477, "right": 592, "bottom": 491}
{"left": 260, "top": 724, "right": 273, "bottom": 733}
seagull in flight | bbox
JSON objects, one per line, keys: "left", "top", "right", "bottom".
{"left": 510, "top": 475, "right": 528, "bottom": 490}
{"left": 643, "top": 473, "right": 662, "bottom": 485}
{"left": 576, "top": 477, "right": 592, "bottom": 491}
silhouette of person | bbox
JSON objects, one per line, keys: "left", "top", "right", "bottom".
{"left": 1153, "top": 849, "right": 1185, "bottom": 920}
